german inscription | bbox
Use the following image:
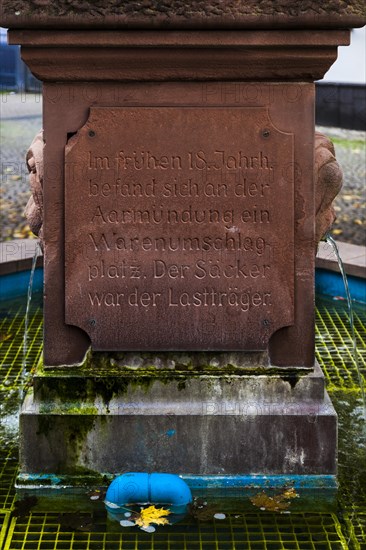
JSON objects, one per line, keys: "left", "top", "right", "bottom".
{"left": 65, "top": 107, "right": 294, "bottom": 350}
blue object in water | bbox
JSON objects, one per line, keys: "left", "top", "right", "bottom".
{"left": 315, "top": 268, "right": 365, "bottom": 304}
{"left": 0, "top": 268, "right": 43, "bottom": 300}
{"left": 105, "top": 472, "right": 192, "bottom": 515}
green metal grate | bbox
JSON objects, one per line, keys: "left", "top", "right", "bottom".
{"left": 0, "top": 295, "right": 42, "bottom": 516}
{"left": 0, "top": 445, "right": 17, "bottom": 512}
{"left": 315, "top": 297, "right": 366, "bottom": 392}
{"left": 0, "top": 512, "right": 11, "bottom": 550}
{"left": 0, "top": 293, "right": 365, "bottom": 549}
{"left": 0, "top": 298, "right": 43, "bottom": 389}
{"left": 344, "top": 512, "right": 366, "bottom": 549}
{"left": 2, "top": 512, "right": 351, "bottom": 550}
{"left": 0, "top": 387, "right": 19, "bottom": 511}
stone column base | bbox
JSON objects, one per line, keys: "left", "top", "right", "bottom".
{"left": 18, "top": 358, "right": 336, "bottom": 486}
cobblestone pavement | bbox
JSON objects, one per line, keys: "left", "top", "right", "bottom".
{"left": 0, "top": 93, "right": 42, "bottom": 239}
{"left": 317, "top": 126, "right": 366, "bottom": 246}
{"left": 0, "top": 94, "right": 365, "bottom": 245}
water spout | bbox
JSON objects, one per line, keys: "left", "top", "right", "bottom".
{"left": 324, "top": 233, "right": 366, "bottom": 425}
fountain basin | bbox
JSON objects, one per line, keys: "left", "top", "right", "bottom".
{"left": 1, "top": 239, "right": 365, "bottom": 491}
{"left": 1, "top": 248, "right": 365, "bottom": 548}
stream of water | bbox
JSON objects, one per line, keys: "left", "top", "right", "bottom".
{"left": 22, "top": 241, "right": 41, "bottom": 380}
{"left": 325, "top": 233, "right": 366, "bottom": 425}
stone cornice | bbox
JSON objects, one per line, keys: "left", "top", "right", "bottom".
{"left": 9, "top": 29, "right": 350, "bottom": 82}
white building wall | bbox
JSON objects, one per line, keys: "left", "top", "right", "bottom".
{"left": 322, "top": 26, "right": 366, "bottom": 84}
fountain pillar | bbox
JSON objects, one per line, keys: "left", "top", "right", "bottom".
{"left": 1, "top": 1, "right": 364, "bottom": 487}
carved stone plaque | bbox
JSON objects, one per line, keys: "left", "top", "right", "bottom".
{"left": 65, "top": 107, "right": 294, "bottom": 350}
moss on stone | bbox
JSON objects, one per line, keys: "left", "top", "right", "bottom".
{"left": 34, "top": 349, "right": 312, "bottom": 407}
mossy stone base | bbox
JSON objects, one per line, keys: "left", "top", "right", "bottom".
{"left": 19, "top": 358, "right": 337, "bottom": 482}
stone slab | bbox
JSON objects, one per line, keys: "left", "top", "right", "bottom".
{"left": 19, "top": 361, "right": 335, "bottom": 478}
{"left": 65, "top": 106, "right": 294, "bottom": 352}
{"left": 317, "top": 241, "right": 366, "bottom": 279}
{"left": 32, "top": 360, "right": 325, "bottom": 407}
{"left": 19, "top": 386, "right": 336, "bottom": 476}
{"left": 0, "top": 239, "right": 42, "bottom": 275}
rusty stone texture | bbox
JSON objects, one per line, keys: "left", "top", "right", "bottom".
{"left": 16, "top": 33, "right": 349, "bottom": 83}
{"left": 1, "top": 0, "right": 365, "bottom": 29}
{"left": 314, "top": 132, "right": 343, "bottom": 244}
{"left": 24, "top": 130, "right": 44, "bottom": 243}
{"left": 65, "top": 106, "right": 294, "bottom": 351}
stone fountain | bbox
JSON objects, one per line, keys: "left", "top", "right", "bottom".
{"left": 1, "top": 1, "right": 365, "bottom": 488}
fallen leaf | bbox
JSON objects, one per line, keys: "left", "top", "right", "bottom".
{"left": 134, "top": 505, "right": 171, "bottom": 528}
{"left": 281, "top": 488, "right": 299, "bottom": 500}
{"left": 250, "top": 487, "right": 299, "bottom": 512}
{"left": 57, "top": 512, "right": 93, "bottom": 532}
{"left": 0, "top": 333, "right": 12, "bottom": 343}
{"left": 12, "top": 496, "right": 38, "bottom": 517}
{"left": 250, "top": 491, "right": 290, "bottom": 512}
{"left": 13, "top": 225, "right": 35, "bottom": 239}
{"left": 332, "top": 229, "right": 343, "bottom": 235}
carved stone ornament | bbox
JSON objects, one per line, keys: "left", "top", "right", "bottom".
{"left": 25, "top": 129, "right": 342, "bottom": 248}
{"left": 314, "top": 131, "right": 343, "bottom": 245}
{"left": 24, "top": 130, "right": 44, "bottom": 242}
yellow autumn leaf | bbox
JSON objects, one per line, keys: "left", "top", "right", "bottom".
{"left": 250, "top": 491, "right": 289, "bottom": 511}
{"left": 250, "top": 487, "right": 299, "bottom": 512}
{"left": 134, "top": 505, "right": 171, "bottom": 528}
{"left": 332, "top": 229, "right": 343, "bottom": 235}
{"left": 281, "top": 488, "right": 299, "bottom": 500}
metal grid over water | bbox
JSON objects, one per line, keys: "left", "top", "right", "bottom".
{"left": 0, "top": 298, "right": 43, "bottom": 388}
{"left": 345, "top": 512, "right": 366, "bottom": 550}
{"left": 0, "top": 293, "right": 365, "bottom": 550}
{"left": 2, "top": 512, "right": 350, "bottom": 550}
{"left": 0, "top": 513, "right": 11, "bottom": 550}
{"left": 0, "top": 446, "right": 17, "bottom": 512}
{"left": 315, "top": 297, "right": 366, "bottom": 392}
